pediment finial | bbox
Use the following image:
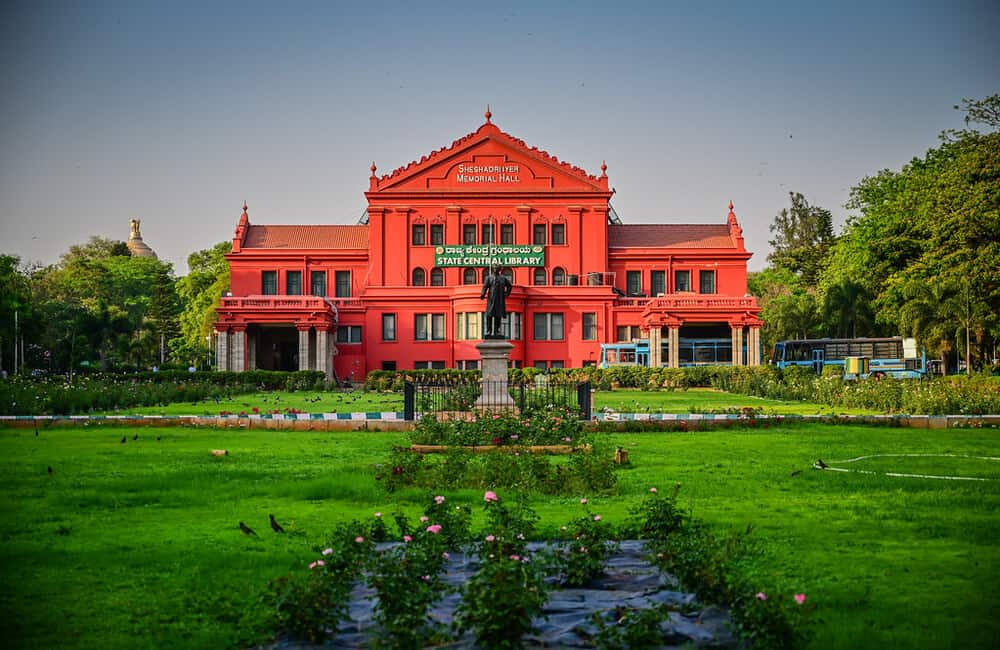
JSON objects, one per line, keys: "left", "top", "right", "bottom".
{"left": 485, "top": 104, "right": 492, "bottom": 124}
{"left": 242, "top": 200, "right": 248, "bottom": 213}
{"left": 370, "top": 161, "right": 377, "bottom": 175}
{"left": 600, "top": 160, "right": 607, "bottom": 177}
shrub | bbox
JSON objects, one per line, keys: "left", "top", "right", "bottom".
{"left": 555, "top": 506, "right": 618, "bottom": 587}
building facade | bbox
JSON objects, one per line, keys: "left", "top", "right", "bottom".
{"left": 215, "top": 113, "right": 763, "bottom": 381}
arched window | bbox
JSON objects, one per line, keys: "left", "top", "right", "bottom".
{"left": 463, "top": 268, "right": 478, "bottom": 285}
{"left": 412, "top": 268, "right": 426, "bottom": 286}
{"left": 533, "top": 268, "right": 547, "bottom": 285}
{"left": 430, "top": 267, "right": 444, "bottom": 286}
{"left": 552, "top": 267, "right": 567, "bottom": 286}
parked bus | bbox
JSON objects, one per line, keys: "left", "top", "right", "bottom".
{"left": 772, "top": 337, "right": 926, "bottom": 379}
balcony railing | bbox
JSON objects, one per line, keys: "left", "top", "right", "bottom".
{"left": 642, "top": 295, "right": 760, "bottom": 311}
{"left": 219, "top": 295, "right": 339, "bottom": 312}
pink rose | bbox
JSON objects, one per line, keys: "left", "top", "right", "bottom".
{"left": 308, "top": 561, "right": 317, "bottom": 569}
{"left": 509, "top": 554, "right": 520, "bottom": 561}
{"left": 434, "top": 495, "right": 445, "bottom": 504}
{"left": 321, "top": 548, "right": 333, "bottom": 556}
{"left": 442, "top": 552, "right": 450, "bottom": 559}
{"left": 374, "top": 512, "right": 382, "bottom": 518}
{"left": 316, "top": 560, "right": 325, "bottom": 566}
{"left": 756, "top": 592, "right": 768, "bottom": 601}
{"left": 649, "top": 487, "right": 658, "bottom": 493}
{"left": 403, "top": 535, "right": 412, "bottom": 543}
{"left": 426, "top": 524, "right": 442, "bottom": 534}
{"left": 580, "top": 498, "right": 588, "bottom": 504}
{"left": 354, "top": 536, "right": 364, "bottom": 543}
{"left": 485, "top": 534, "right": 495, "bottom": 542}
{"left": 794, "top": 593, "right": 807, "bottom": 605}
{"left": 420, "top": 516, "right": 429, "bottom": 523}
{"left": 594, "top": 515, "right": 602, "bottom": 521}
{"left": 484, "top": 491, "right": 498, "bottom": 502}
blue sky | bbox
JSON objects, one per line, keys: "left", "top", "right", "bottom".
{"left": 1, "top": 0, "right": 997, "bottom": 273}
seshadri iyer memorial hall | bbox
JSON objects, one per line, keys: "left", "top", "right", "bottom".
{"left": 214, "top": 111, "right": 763, "bottom": 382}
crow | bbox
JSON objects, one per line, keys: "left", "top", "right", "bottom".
{"left": 156, "top": 436, "right": 161, "bottom": 442}
{"left": 47, "top": 466, "right": 53, "bottom": 475}
{"left": 132, "top": 434, "right": 138, "bottom": 441}
{"left": 269, "top": 514, "right": 286, "bottom": 533}
{"left": 815, "top": 459, "right": 829, "bottom": 470}
{"left": 121, "top": 435, "right": 127, "bottom": 444}
{"left": 239, "top": 521, "right": 257, "bottom": 536}
{"left": 790, "top": 469, "right": 802, "bottom": 477}
{"left": 35, "top": 425, "right": 39, "bottom": 437}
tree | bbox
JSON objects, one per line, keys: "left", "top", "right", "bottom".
{"left": 0, "top": 255, "right": 33, "bottom": 374}
{"left": 821, "top": 279, "right": 876, "bottom": 339}
{"left": 170, "top": 242, "right": 231, "bottom": 367}
{"left": 748, "top": 267, "right": 822, "bottom": 353}
{"left": 767, "top": 192, "right": 836, "bottom": 286}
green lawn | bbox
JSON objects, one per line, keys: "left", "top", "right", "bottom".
{"left": 1, "top": 422, "right": 997, "bottom": 649}
{"left": 102, "top": 387, "right": 868, "bottom": 416}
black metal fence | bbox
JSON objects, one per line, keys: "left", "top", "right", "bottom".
{"left": 403, "top": 380, "right": 592, "bottom": 421}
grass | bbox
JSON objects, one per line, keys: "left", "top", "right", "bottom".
{"left": 2, "top": 419, "right": 998, "bottom": 649}
{"left": 100, "top": 387, "right": 868, "bottom": 416}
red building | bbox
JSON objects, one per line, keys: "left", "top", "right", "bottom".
{"left": 215, "top": 112, "right": 763, "bottom": 381}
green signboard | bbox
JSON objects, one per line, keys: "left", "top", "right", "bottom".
{"left": 433, "top": 244, "right": 545, "bottom": 268}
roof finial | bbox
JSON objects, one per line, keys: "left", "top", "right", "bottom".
{"left": 600, "top": 160, "right": 607, "bottom": 176}
{"left": 370, "top": 161, "right": 377, "bottom": 175}
{"left": 485, "top": 104, "right": 492, "bottom": 124}
{"left": 242, "top": 200, "right": 248, "bottom": 213}
{"left": 728, "top": 200, "right": 734, "bottom": 211}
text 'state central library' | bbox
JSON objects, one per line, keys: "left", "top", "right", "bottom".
{"left": 215, "top": 113, "right": 763, "bottom": 381}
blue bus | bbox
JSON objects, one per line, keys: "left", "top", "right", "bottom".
{"left": 772, "top": 337, "right": 926, "bottom": 379}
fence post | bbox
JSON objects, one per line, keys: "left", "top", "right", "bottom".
{"left": 578, "top": 381, "right": 592, "bottom": 420}
{"left": 518, "top": 382, "right": 526, "bottom": 412}
{"left": 403, "top": 381, "right": 415, "bottom": 421}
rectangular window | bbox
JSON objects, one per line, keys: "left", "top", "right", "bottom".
{"left": 311, "top": 271, "right": 327, "bottom": 297}
{"left": 534, "top": 361, "right": 549, "bottom": 370}
{"left": 430, "top": 224, "right": 444, "bottom": 245}
{"left": 262, "top": 271, "right": 278, "bottom": 295}
{"left": 699, "top": 270, "right": 716, "bottom": 294}
{"left": 481, "top": 223, "right": 495, "bottom": 244}
{"left": 412, "top": 224, "right": 426, "bottom": 246}
{"left": 616, "top": 325, "right": 642, "bottom": 342}
{"left": 286, "top": 271, "right": 302, "bottom": 295}
{"left": 674, "top": 270, "right": 691, "bottom": 292}
{"left": 501, "top": 223, "right": 514, "bottom": 244}
{"left": 532, "top": 223, "right": 547, "bottom": 245}
{"left": 457, "top": 359, "right": 479, "bottom": 370}
{"left": 533, "top": 312, "right": 564, "bottom": 340}
{"left": 382, "top": 313, "right": 396, "bottom": 341}
{"left": 415, "top": 314, "right": 445, "bottom": 341}
{"left": 465, "top": 312, "right": 481, "bottom": 340}
{"left": 550, "top": 360, "right": 564, "bottom": 369}
{"left": 463, "top": 224, "right": 477, "bottom": 245}
{"left": 651, "top": 271, "right": 666, "bottom": 297}
{"left": 414, "top": 361, "right": 446, "bottom": 370}
{"left": 582, "top": 313, "right": 597, "bottom": 340}
{"left": 551, "top": 223, "right": 565, "bottom": 245}
{"left": 617, "top": 325, "right": 629, "bottom": 342}
{"left": 626, "top": 271, "right": 642, "bottom": 296}
{"left": 382, "top": 361, "right": 396, "bottom": 371}
{"left": 335, "top": 271, "right": 351, "bottom": 297}
{"left": 336, "top": 326, "right": 362, "bottom": 343}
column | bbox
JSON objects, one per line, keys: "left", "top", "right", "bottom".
{"left": 748, "top": 327, "right": 761, "bottom": 366}
{"left": 316, "top": 328, "right": 333, "bottom": 380}
{"left": 648, "top": 327, "right": 662, "bottom": 367}
{"left": 731, "top": 325, "right": 744, "bottom": 366}
{"left": 668, "top": 326, "right": 680, "bottom": 368}
{"left": 297, "top": 326, "right": 312, "bottom": 371}
{"left": 230, "top": 328, "right": 246, "bottom": 372}
{"left": 216, "top": 329, "right": 229, "bottom": 372}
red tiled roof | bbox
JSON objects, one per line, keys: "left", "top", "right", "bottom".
{"left": 608, "top": 224, "right": 735, "bottom": 249}
{"left": 243, "top": 225, "right": 369, "bottom": 249}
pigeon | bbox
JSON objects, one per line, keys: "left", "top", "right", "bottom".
{"left": 239, "top": 521, "right": 257, "bottom": 536}
{"left": 790, "top": 470, "right": 802, "bottom": 477}
{"left": 269, "top": 514, "right": 285, "bottom": 533}
{"left": 121, "top": 436, "right": 127, "bottom": 444}
{"left": 815, "top": 459, "right": 829, "bottom": 470}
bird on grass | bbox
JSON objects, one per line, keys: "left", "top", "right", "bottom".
{"left": 815, "top": 459, "right": 829, "bottom": 470}
{"left": 120, "top": 435, "right": 127, "bottom": 444}
{"left": 239, "top": 521, "right": 257, "bottom": 536}
{"left": 269, "top": 514, "right": 286, "bottom": 533}
{"left": 35, "top": 425, "right": 39, "bottom": 437}
{"left": 156, "top": 436, "right": 161, "bottom": 442}
{"left": 47, "top": 466, "right": 53, "bottom": 475}
{"left": 132, "top": 433, "right": 138, "bottom": 441}
{"left": 790, "top": 469, "right": 802, "bottom": 477}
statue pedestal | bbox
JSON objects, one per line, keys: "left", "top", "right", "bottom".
{"left": 475, "top": 339, "right": 516, "bottom": 412}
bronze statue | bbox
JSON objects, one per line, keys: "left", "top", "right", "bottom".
{"left": 480, "top": 266, "right": 513, "bottom": 338}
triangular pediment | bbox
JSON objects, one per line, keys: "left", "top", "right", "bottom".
{"left": 369, "top": 122, "right": 609, "bottom": 194}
